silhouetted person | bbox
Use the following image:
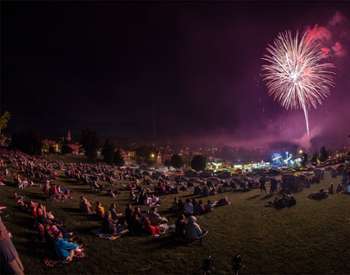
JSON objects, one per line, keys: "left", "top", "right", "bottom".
{"left": 232, "top": 254, "right": 243, "bottom": 275}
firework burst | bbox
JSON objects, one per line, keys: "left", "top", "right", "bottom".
{"left": 262, "top": 31, "right": 335, "bottom": 136}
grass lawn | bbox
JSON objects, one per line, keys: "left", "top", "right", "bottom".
{"left": 1, "top": 167, "right": 349, "bottom": 275}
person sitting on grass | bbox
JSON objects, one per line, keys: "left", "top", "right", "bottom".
{"left": 109, "top": 203, "right": 122, "bottom": 220}
{"left": 184, "top": 199, "right": 194, "bottom": 216}
{"left": 266, "top": 192, "right": 296, "bottom": 209}
{"left": 194, "top": 200, "right": 206, "bottom": 215}
{"left": 328, "top": 183, "right": 334, "bottom": 194}
{"left": 54, "top": 231, "right": 83, "bottom": 263}
{"left": 204, "top": 200, "right": 215, "bottom": 213}
{"left": 145, "top": 194, "right": 160, "bottom": 208}
{"left": 148, "top": 207, "right": 168, "bottom": 226}
{"left": 216, "top": 197, "right": 231, "bottom": 207}
{"left": 95, "top": 201, "right": 105, "bottom": 219}
{"left": 336, "top": 183, "right": 343, "bottom": 193}
{"left": 143, "top": 217, "right": 161, "bottom": 237}
{"left": 102, "top": 211, "right": 118, "bottom": 235}
{"left": 124, "top": 204, "right": 133, "bottom": 232}
{"left": 170, "top": 197, "right": 178, "bottom": 213}
{"left": 185, "top": 216, "right": 208, "bottom": 245}
{"left": 130, "top": 207, "right": 143, "bottom": 235}
{"left": 345, "top": 183, "right": 350, "bottom": 194}
{"left": 80, "top": 196, "right": 93, "bottom": 215}
{"left": 174, "top": 214, "right": 187, "bottom": 240}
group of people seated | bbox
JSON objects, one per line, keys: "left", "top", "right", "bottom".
{"left": 16, "top": 174, "right": 35, "bottom": 189}
{"left": 14, "top": 193, "right": 85, "bottom": 264}
{"left": 43, "top": 180, "right": 72, "bottom": 201}
{"left": 129, "top": 187, "right": 161, "bottom": 207}
{"left": 174, "top": 214, "right": 208, "bottom": 244}
{"left": 125, "top": 205, "right": 169, "bottom": 237}
{"left": 171, "top": 197, "right": 231, "bottom": 216}
{"left": 266, "top": 192, "right": 296, "bottom": 209}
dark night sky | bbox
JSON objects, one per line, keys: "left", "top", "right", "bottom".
{"left": 2, "top": 2, "right": 350, "bottom": 147}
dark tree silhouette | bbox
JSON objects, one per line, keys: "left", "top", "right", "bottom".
{"left": 10, "top": 130, "right": 43, "bottom": 155}
{"left": 319, "top": 146, "right": 329, "bottom": 162}
{"left": 114, "top": 150, "right": 125, "bottom": 166}
{"left": 301, "top": 152, "right": 308, "bottom": 167}
{"left": 135, "top": 146, "right": 155, "bottom": 165}
{"left": 80, "top": 129, "right": 99, "bottom": 160}
{"left": 102, "top": 139, "right": 115, "bottom": 164}
{"left": 61, "top": 140, "right": 73, "bottom": 154}
{"left": 191, "top": 155, "right": 207, "bottom": 171}
{"left": 171, "top": 154, "right": 184, "bottom": 168}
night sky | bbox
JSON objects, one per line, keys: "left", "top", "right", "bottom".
{"left": 2, "top": 2, "right": 350, "bottom": 148}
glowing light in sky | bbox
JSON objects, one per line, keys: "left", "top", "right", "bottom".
{"left": 262, "top": 31, "right": 335, "bottom": 136}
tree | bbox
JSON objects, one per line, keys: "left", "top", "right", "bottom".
{"left": 10, "top": 130, "right": 42, "bottom": 155}
{"left": 114, "top": 150, "right": 125, "bottom": 166}
{"left": 171, "top": 154, "right": 184, "bottom": 169}
{"left": 102, "top": 139, "right": 115, "bottom": 164}
{"left": 164, "top": 159, "right": 171, "bottom": 168}
{"left": 191, "top": 155, "right": 207, "bottom": 171}
{"left": 61, "top": 140, "right": 73, "bottom": 154}
{"left": 319, "top": 146, "right": 329, "bottom": 162}
{"left": 80, "top": 129, "right": 99, "bottom": 160}
{"left": 135, "top": 146, "right": 155, "bottom": 165}
{"left": 0, "top": 111, "right": 11, "bottom": 134}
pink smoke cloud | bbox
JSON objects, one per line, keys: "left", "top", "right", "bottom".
{"left": 332, "top": 41, "right": 346, "bottom": 57}
{"left": 321, "top": 47, "right": 331, "bottom": 57}
{"left": 305, "top": 25, "right": 332, "bottom": 44}
{"left": 329, "top": 11, "right": 347, "bottom": 26}
{"left": 305, "top": 11, "right": 349, "bottom": 59}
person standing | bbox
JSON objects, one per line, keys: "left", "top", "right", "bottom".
{"left": 259, "top": 176, "right": 267, "bottom": 193}
{"left": 0, "top": 217, "right": 25, "bottom": 275}
{"left": 232, "top": 254, "right": 243, "bottom": 275}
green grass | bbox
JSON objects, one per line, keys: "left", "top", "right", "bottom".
{"left": 1, "top": 169, "right": 350, "bottom": 275}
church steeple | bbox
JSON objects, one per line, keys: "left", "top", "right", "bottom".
{"left": 66, "top": 129, "right": 72, "bottom": 142}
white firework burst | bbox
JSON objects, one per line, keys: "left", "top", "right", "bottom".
{"left": 262, "top": 31, "right": 335, "bottom": 136}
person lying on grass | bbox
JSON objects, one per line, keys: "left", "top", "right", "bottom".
{"left": 266, "top": 192, "right": 296, "bottom": 208}
{"left": 308, "top": 189, "right": 329, "bottom": 200}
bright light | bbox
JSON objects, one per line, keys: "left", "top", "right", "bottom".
{"left": 299, "top": 149, "right": 303, "bottom": 154}
{"left": 262, "top": 31, "right": 335, "bottom": 136}
{"left": 150, "top": 153, "right": 155, "bottom": 159}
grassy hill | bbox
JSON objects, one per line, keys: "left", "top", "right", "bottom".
{"left": 1, "top": 167, "right": 349, "bottom": 275}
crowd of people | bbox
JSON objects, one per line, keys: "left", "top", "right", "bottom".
{"left": 1, "top": 148, "right": 350, "bottom": 273}
{"left": 14, "top": 192, "right": 85, "bottom": 265}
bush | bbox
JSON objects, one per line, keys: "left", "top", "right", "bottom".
{"left": 102, "top": 139, "right": 115, "bottom": 164}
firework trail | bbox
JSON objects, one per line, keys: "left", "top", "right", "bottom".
{"left": 262, "top": 31, "right": 335, "bottom": 136}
